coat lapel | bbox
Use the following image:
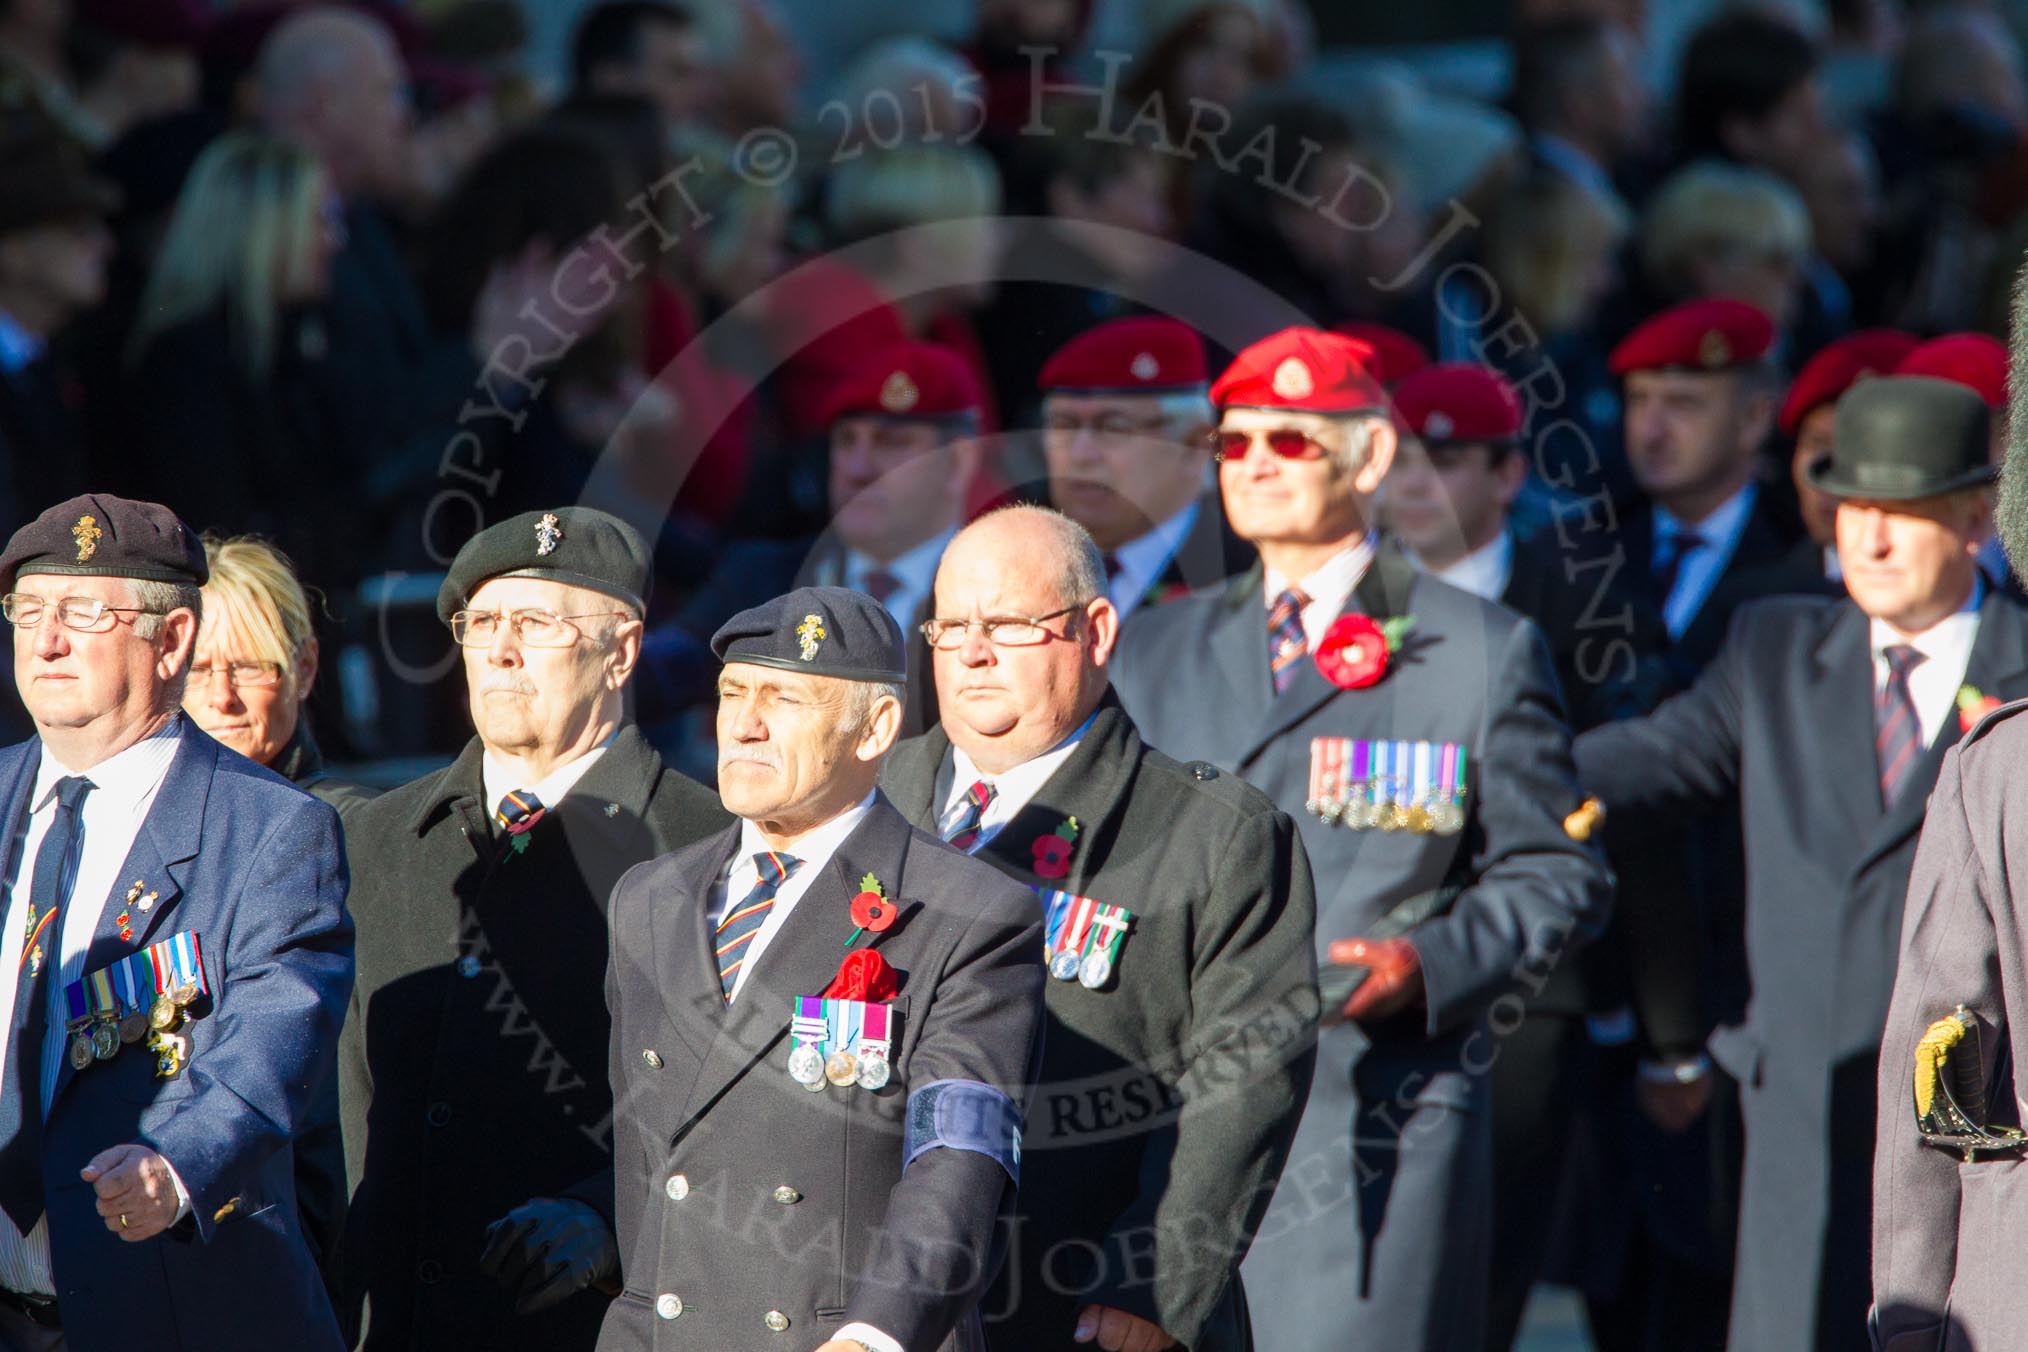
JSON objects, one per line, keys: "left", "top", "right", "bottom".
{"left": 1804, "top": 601, "right": 1888, "bottom": 848}
{"left": 974, "top": 701, "right": 1138, "bottom": 900}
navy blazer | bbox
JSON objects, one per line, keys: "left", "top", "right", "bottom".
{"left": 8, "top": 720, "right": 353, "bottom": 1351}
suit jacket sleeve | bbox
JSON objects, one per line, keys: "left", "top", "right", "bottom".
{"left": 845, "top": 877, "right": 1045, "bottom": 1349}
{"left": 1089, "top": 808, "right": 1320, "bottom": 1342}
{"left": 1872, "top": 745, "right": 1998, "bottom": 1348}
{"left": 1411, "top": 617, "right": 1613, "bottom": 1036}
{"left": 1571, "top": 615, "right": 1749, "bottom": 821}
{"left": 140, "top": 792, "right": 355, "bottom": 1242}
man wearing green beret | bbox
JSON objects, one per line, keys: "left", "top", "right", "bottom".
{"left": 334, "top": 507, "right": 728, "bottom": 1352}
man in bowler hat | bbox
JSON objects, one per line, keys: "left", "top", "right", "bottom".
{"left": 1579, "top": 376, "right": 2028, "bottom": 1351}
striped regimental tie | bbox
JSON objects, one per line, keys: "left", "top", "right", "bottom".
{"left": 942, "top": 780, "right": 996, "bottom": 853}
{"left": 717, "top": 852, "right": 802, "bottom": 998}
{"left": 1268, "top": 588, "right": 1312, "bottom": 694}
{"left": 496, "top": 789, "right": 547, "bottom": 835}
{"left": 1874, "top": 644, "right": 1927, "bottom": 807}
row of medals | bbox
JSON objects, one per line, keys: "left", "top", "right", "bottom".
{"left": 1308, "top": 792, "right": 1466, "bottom": 835}
{"left": 68, "top": 980, "right": 202, "bottom": 1075}
{"left": 789, "top": 1040, "right": 890, "bottom": 1093}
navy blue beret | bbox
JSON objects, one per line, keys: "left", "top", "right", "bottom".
{"left": 437, "top": 507, "right": 651, "bottom": 623}
{"left": 711, "top": 586, "right": 906, "bottom": 683}
{"left": 0, "top": 493, "right": 206, "bottom": 588}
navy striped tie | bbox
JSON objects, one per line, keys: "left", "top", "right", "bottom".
{"left": 943, "top": 780, "right": 995, "bottom": 852}
{"left": 717, "top": 852, "right": 801, "bottom": 998}
{"left": 1268, "top": 589, "right": 1310, "bottom": 694}
{"left": 1875, "top": 645, "right": 1927, "bottom": 807}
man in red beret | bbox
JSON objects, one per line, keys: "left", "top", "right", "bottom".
{"left": 645, "top": 341, "right": 981, "bottom": 737}
{"left": 1112, "top": 328, "right": 1610, "bottom": 1352}
{"left": 1385, "top": 362, "right": 1678, "bottom": 1351}
{"left": 1330, "top": 321, "right": 1431, "bottom": 387}
{"left": 1896, "top": 334, "right": 2015, "bottom": 590}
{"left": 1610, "top": 298, "right": 1812, "bottom": 676}
{"left": 1039, "top": 317, "right": 1252, "bottom": 621}
{"left": 1780, "top": 330, "right": 1922, "bottom": 581}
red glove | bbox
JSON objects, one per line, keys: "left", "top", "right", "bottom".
{"left": 1325, "top": 937, "right": 1424, "bottom": 1022}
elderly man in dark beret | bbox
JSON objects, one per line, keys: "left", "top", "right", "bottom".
{"left": 334, "top": 507, "right": 727, "bottom": 1352}
{"left": 0, "top": 493, "right": 352, "bottom": 1350}
{"left": 519, "top": 585, "right": 1045, "bottom": 1352}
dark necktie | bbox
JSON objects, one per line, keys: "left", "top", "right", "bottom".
{"left": 1650, "top": 529, "right": 1708, "bottom": 612}
{"left": 1268, "top": 588, "right": 1311, "bottom": 694}
{"left": 496, "top": 789, "right": 545, "bottom": 836}
{"left": 0, "top": 775, "right": 92, "bottom": 1232}
{"left": 862, "top": 569, "right": 901, "bottom": 606}
{"left": 1875, "top": 645, "right": 1927, "bottom": 807}
{"left": 716, "top": 852, "right": 802, "bottom": 999}
{"left": 942, "top": 780, "right": 996, "bottom": 852}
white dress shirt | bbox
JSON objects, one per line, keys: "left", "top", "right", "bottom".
{"left": 935, "top": 712, "right": 1097, "bottom": 853}
{"left": 1653, "top": 483, "right": 1758, "bottom": 640}
{"left": 1107, "top": 499, "right": 1201, "bottom": 620}
{"left": 0, "top": 718, "right": 183, "bottom": 1293}
{"left": 1871, "top": 579, "right": 1985, "bottom": 750}
{"left": 480, "top": 742, "right": 609, "bottom": 823}
{"left": 1263, "top": 535, "right": 1378, "bottom": 649}
{"left": 709, "top": 791, "right": 898, "bottom": 1352}
{"left": 846, "top": 528, "right": 953, "bottom": 634}
{"left": 1427, "top": 531, "right": 1514, "bottom": 602}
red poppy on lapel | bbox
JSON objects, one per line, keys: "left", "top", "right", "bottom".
{"left": 1958, "top": 684, "right": 2005, "bottom": 732}
{"left": 846, "top": 872, "right": 896, "bottom": 945}
{"left": 823, "top": 948, "right": 899, "bottom": 1002}
{"left": 1316, "top": 614, "right": 1415, "bottom": 690}
{"left": 1031, "top": 816, "right": 1079, "bottom": 880}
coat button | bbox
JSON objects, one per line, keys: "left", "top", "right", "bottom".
{"left": 655, "top": 1293, "right": 683, "bottom": 1320}
{"left": 665, "top": 1174, "right": 689, "bottom": 1201}
{"left": 455, "top": 955, "right": 480, "bottom": 979}
{"left": 764, "top": 1310, "right": 790, "bottom": 1332}
{"left": 1189, "top": 762, "right": 1219, "bottom": 781}
{"left": 426, "top": 1102, "right": 451, "bottom": 1127}
{"left": 771, "top": 1185, "right": 800, "bottom": 1205}
{"left": 418, "top": 1260, "right": 443, "bottom": 1285}
{"left": 642, "top": 1049, "right": 664, "bottom": 1070}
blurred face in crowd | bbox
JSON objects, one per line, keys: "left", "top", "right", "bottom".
{"left": 327, "top": 23, "right": 411, "bottom": 200}
{"left": 1835, "top": 490, "right": 1988, "bottom": 633}
{"left": 1689, "top": 247, "right": 1804, "bottom": 333}
{"left": 1573, "top": 24, "right": 1649, "bottom": 164}
{"left": 12, "top": 574, "right": 195, "bottom": 757}
{"left": 183, "top": 614, "right": 316, "bottom": 768}
{"left": 1044, "top": 393, "right": 1213, "bottom": 550}
{"left": 1622, "top": 370, "right": 1771, "bottom": 519}
{"left": 0, "top": 216, "right": 113, "bottom": 334}
{"left": 1384, "top": 438, "right": 1527, "bottom": 569}
{"left": 716, "top": 664, "right": 898, "bottom": 842}
{"left": 1219, "top": 407, "right": 1396, "bottom": 549}
{"left": 1047, "top": 153, "right": 1176, "bottom": 279}
{"left": 1797, "top": 133, "right": 1880, "bottom": 277}
{"left": 724, "top": 0, "right": 801, "bottom": 130}
{"left": 460, "top": 576, "right": 640, "bottom": 767}
{"left": 592, "top": 17, "right": 714, "bottom": 130}
{"left": 1170, "top": 8, "right": 1264, "bottom": 114}
{"left": 828, "top": 417, "right": 978, "bottom": 563}
{"left": 931, "top": 514, "right": 1117, "bottom": 775}
{"left": 1722, "top": 75, "right": 1832, "bottom": 182}
{"left": 1791, "top": 404, "right": 1841, "bottom": 547}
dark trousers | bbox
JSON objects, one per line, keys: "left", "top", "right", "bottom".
{"left": 1485, "top": 1012, "right": 1586, "bottom": 1352}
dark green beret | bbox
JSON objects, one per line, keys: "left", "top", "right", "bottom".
{"left": 711, "top": 586, "right": 906, "bottom": 683}
{"left": 0, "top": 493, "right": 205, "bottom": 588}
{"left": 436, "top": 507, "right": 651, "bottom": 623}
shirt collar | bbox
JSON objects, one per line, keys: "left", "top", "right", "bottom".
{"left": 948, "top": 707, "right": 1098, "bottom": 800}
{"left": 1111, "top": 498, "right": 1202, "bottom": 581}
{"left": 1423, "top": 531, "right": 1514, "bottom": 602}
{"left": 847, "top": 528, "right": 954, "bottom": 598}
{"left": 0, "top": 311, "right": 44, "bottom": 375}
{"left": 1263, "top": 534, "right": 1376, "bottom": 616}
{"left": 480, "top": 736, "right": 614, "bottom": 815}
{"left": 36, "top": 715, "right": 182, "bottom": 814}
{"left": 1869, "top": 575, "right": 1986, "bottom": 661}
{"left": 1654, "top": 481, "right": 1757, "bottom": 554}
{"left": 734, "top": 790, "right": 877, "bottom": 877}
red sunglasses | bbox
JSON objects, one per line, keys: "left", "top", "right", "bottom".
{"left": 1212, "top": 428, "right": 1332, "bottom": 462}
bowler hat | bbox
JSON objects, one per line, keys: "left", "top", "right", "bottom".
{"left": 1807, "top": 376, "right": 1996, "bottom": 501}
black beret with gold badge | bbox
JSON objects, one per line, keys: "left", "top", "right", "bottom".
{"left": 0, "top": 492, "right": 206, "bottom": 588}
{"left": 710, "top": 586, "right": 906, "bottom": 683}
{"left": 436, "top": 507, "right": 652, "bottom": 623}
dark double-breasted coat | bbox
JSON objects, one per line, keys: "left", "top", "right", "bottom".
{"left": 1577, "top": 589, "right": 2028, "bottom": 1352}
{"left": 1111, "top": 541, "right": 1610, "bottom": 1352}
{"left": 597, "top": 794, "right": 1044, "bottom": 1351}
{"left": 336, "top": 727, "right": 727, "bottom": 1351}
{"left": 880, "top": 698, "right": 1318, "bottom": 1350}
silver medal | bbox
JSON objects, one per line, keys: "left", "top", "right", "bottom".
{"left": 856, "top": 1049, "right": 890, "bottom": 1091}
{"left": 1048, "top": 949, "right": 1081, "bottom": 981}
{"left": 788, "top": 1042, "right": 825, "bottom": 1087}
{"left": 1078, "top": 950, "right": 1113, "bottom": 989}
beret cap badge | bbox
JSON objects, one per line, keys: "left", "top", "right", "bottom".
{"left": 1698, "top": 330, "right": 1732, "bottom": 369}
{"left": 878, "top": 371, "right": 919, "bottom": 413}
{"left": 1423, "top": 411, "right": 1453, "bottom": 439}
{"left": 72, "top": 515, "right": 101, "bottom": 564}
{"left": 534, "top": 512, "right": 563, "bottom": 556}
{"left": 796, "top": 613, "right": 826, "bottom": 661}
{"left": 1271, "top": 357, "right": 1315, "bottom": 400}
{"left": 1130, "top": 351, "right": 1159, "bottom": 381}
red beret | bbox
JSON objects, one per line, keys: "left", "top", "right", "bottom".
{"left": 1895, "top": 333, "right": 2008, "bottom": 408}
{"left": 1210, "top": 327, "right": 1386, "bottom": 414}
{"left": 1777, "top": 329, "right": 1921, "bottom": 436}
{"left": 1331, "top": 321, "right": 1431, "bottom": 386}
{"left": 1391, "top": 363, "right": 1524, "bottom": 445}
{"left": 817, "top": 341, "right": 982, "bottom": 426}
{"left": 1609, "top": 299, "right": 1776, "bottom": 376}
{"left": 1039, "top": 316, "right": 1206, "bottom": 393}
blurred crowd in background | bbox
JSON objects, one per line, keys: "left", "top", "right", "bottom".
{"left": 0, "top": 0, "right": 2018, "bottom": 770}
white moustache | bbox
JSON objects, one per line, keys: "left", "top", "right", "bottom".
{"left": 480, "top": 679, "right": 538, "bottom": 697}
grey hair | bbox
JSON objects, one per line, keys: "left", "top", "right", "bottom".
{"left": 130, "top": 580, "right": 203, "bottom": 641}
{"left": 842, "top": 680, "right": 906, "bottom": 734}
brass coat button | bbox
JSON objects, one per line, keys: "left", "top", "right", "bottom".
{"left": 665, "top": 1174, "right": 690, "bottom": 1201}
{"left": 642, "top": 1049, "right": 664, "bottom": 1069}
{"left": 764, "top": 1310, "right": 790, "bottom": 1332}
{"left": 655, "top": 1293, "right": 683, "bottom": 1320}
{"left": 771, "top": 1185, "right": 801, "bottom": 1205}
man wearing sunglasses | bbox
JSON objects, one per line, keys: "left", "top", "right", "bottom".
{"left": 880, "top": 504, "right": 1317, "bottom": 1352}
{"left": 1111, "top": 327, "right": 1609, "bottom": 1352}
{"left": 0, "top": 493, "right": 352, "bottom": 1350}
{"left": 334, "top": 507, "right": 726, "bottom": 1352}
{"left": 1038, "top": 318, "right": 1252, "bottom": 621}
